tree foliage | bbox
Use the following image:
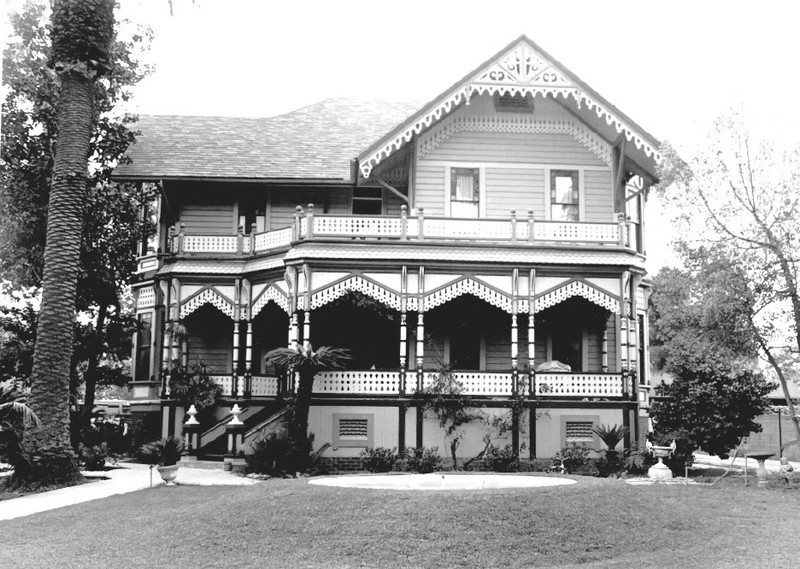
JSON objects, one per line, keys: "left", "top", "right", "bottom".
{"left": 649, "top": 259, "right": 774, "bottom": 458}
{"left": 654, "top": 111, "right": 800, "bottom": 449}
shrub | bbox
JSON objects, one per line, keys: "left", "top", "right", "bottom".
{"left": 483, "top": 443, "right": 519, "bottom": 472}
{"left": 79, "top": 442, "right": 110, "bottom": 471}
{"left": 360, "top": 447, "right": 398, "bottom": 473}
{"left": 554, "top": 443, "right": 597, "bottom": 476}
{"left": 136, "top": 436, "right": 183, "bottom": 467}
{"left": 396, "top": 447, "right": 441, "bottom": 473}
{"left": 79, "top": 418, "right": 129, "bottom": 456}
{"left": 247, "top": 432, "right": 330, "bottom": 476}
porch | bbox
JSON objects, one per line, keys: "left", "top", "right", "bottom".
{"left": 151, "top": 206, "right": 631, "bottom": 264}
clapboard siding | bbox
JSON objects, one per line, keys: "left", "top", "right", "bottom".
{"left": 180, "top": 202, "right": 235, "bottom": 235}
{"left": 485, "top": 327, "right": 511, "bottom": 371}
{"left": 485, "top": 168, "right": 545, "bottom": 218}
{"left": 268, "top": 188, "right": 350, "bottom": 230}
{"left": 586, "top": 327, "right": 604, "bottom": 372}
{"left": 414, "top": 163, "right": 445, "bottom": 214}
{"left": 423, "top": 131, "right": 608, "bottom": 167}
{"left": 584, "top": 170, "right": 614, "bottom": 222}
{"left": 185, "top": 305, "right": 233, "bottom": 374}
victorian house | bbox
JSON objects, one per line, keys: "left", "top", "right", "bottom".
{"left": 116, "top": 36, "right": 659, "bottom": 466}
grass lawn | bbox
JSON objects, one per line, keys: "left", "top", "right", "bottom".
{"left": 1, "top": 472, "right": 798, "bottom": 569}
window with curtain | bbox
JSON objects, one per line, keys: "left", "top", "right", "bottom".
{"left": 550, "top": 170, "right": 579, "bottom": 221}
{"left": 450, "top": 167, "right": 480, "bottom": 218}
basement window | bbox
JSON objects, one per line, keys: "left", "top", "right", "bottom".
{"left": 565, "top": 421, "right": 594, "bottom": 444}
{"left": 333, "top": 413, "right": 374, "bottom": 449}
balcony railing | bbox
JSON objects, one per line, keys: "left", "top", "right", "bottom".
{"left": 166, "top": 206, "right": 631, "bottom": 257}
{"left": 209, "top": 371, "right": 624, "bottom": 398}
{"left": 532, "top": 373, "right": 623, "bottom": 398}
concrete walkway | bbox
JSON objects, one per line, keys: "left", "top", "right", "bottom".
{"left": 692, "top": 452, "right": 800, "bottom": 473}
{"left": 0, "top": 462, "right": 258, "bottom": 521}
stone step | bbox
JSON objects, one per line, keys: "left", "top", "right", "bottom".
{"left": 180, "top": 458, "right": 224, "bottom": 470}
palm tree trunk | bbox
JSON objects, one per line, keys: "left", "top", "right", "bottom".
{"left": 19, "top": 72, "right": 93, "bottom": 483}
{"left": 289, "top": 368, "right": 314, "bottom": 446}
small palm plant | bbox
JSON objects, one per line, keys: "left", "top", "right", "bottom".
{"left": 592, "top": 423, "right": 628, "bottom": 476}
{"left": 265, "top": 344, "right": 350, "bottom": 470}
{"left": 136, "top": 436, "right": 184, "bottom": 467}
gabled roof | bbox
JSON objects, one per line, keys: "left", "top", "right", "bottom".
{"left": 358, "top": 35, "right": 661, "bottom": 181}
{"left": 114, "top": 98, "right": 421, "bottom": 182}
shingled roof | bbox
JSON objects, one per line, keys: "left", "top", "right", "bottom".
{"left": 114, "top": 98, "right": 421, "bottom": 182}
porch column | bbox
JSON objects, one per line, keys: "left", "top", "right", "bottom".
{"left": 160, "top": 278, "right": 172, "bottom": 397}
{"left": 232, "top": 278, "right": 242, "bottom": 397}
{"left": 416, "top": 267, "right": 425, "bottom": 391}
{"left": 619, "top": 272, "right": 630, "bottom": 398}
{"left": 528, "top": 268, "right": 536, "bottom": 395}
{"left": 303, "top": 264, "right": 312, "bottom": 347}
{"left": 511, "top": 268, "right": 519, "bottom": 395}
{"left": 244, "top": 319, "right": 253, "bottom": 397}
{"left": 399, "top": 313, "right": 408, "bottom": 393}
{"left": 601, "top": 329, "right": 609, "bottom": 372}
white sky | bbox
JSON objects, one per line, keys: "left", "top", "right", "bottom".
{"left": 6, "top": 0, "right": 800, "bottom": 272}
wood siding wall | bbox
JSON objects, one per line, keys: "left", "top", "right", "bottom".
{"left": 180, "top": 201, "right": 235, "bottom": 235}
{"left": 414, "top": 130, "right": 611, "bottom": 218}
{"left": 423, "top": 132, "right": 607, "bottom": 167}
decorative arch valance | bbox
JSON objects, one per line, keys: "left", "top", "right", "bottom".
{"left": 526, "top": 280, "right": 619, "bottom": 315}
{"left": 424, "top": 278, "right": 512, "bottom": 314}
{"left": 252, "top": 284, "right": 292, "bottom": 316}
{"left": 180, "top": 288, "right": 234, "bottom": 319}
{"left": 417, "top": 114, "right": 612, "bottom": 165}
{"left": 310, "top": 276, "right": 402, "bottom": 311}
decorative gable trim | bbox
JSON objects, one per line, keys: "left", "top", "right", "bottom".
{"left": 180, "top": 287, "right": 235, "bottom": 319}
{"left": 417, "top": 113, "right": 612, "bottom": 166}
{"left": 358, "top": 38, "right": 659, "bottom": 179}
{"left": 526, "top": 279, "right": 619, "bottom": 314}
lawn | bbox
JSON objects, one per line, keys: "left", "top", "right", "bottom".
{"left": 1, "top": 473, "right": 798, "bottom": 569}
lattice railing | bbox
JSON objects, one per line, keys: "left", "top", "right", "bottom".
{"left": 533, "top": 221, "right": 620, "bottom": 243}
{"left": 313, "top": 216, "right": 404, "bottom": 238}
{"left": 313, "top": 370, "right": 401, "bottom": 394}
{"left": 533, "top": 373, "right": 623, "bottom": 397}
{"left": 182, "top": 235, "right": 239, "bottom": 253}
{"left": 418, "top": 371, "right": 514, "bottom": 396}
{"left": 210, "top": 375, "right": 234, "bottom": 397}
{"left": 250, "top": 376, "right": 279, "bottom": 397}
{"left": 254, "top": 227, "right": 293, "bottom": 252}
{"left": 171, "top": 213, "right": 626, "bottom": 256}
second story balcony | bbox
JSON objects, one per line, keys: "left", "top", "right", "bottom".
{"left": 151, "top": 205, "right": 635, "bottom": 266}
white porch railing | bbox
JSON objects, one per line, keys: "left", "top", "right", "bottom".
{"left": 313, "top": 370, "right": 401, "bottom": 394}
{"left": 419, "top": 371, "right": 514, "bottom": 396}
{"left": 210, "top": 375, "right": 234, "bottom": 397}
{"left": 168, "top": 209, "right": 629, "bottom": 256}
{"left": 250, "top": 376, "right": 279, "bottom": 397}
{"left": 533, "top": 373, "right": 623, "bottom": 397}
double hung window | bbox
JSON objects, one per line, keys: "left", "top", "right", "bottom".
{"left": 450, "top": 168, "right": 480, "bottom": 218}
{"left": 550, "top": 170, "right": 579, "bottom": 221}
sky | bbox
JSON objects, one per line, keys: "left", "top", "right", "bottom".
{"left": 5, "top": 0, "right": 800, "bottom": 271}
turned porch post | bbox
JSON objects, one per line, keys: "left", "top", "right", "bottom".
{"left": 416, "top": 267, "right": 425, "bottom": 391}
{"left": 528, "top": 268, "right": 536, "bottom": 395}
{"left": 232, "top": 278, "right": 242, "bottom": 397}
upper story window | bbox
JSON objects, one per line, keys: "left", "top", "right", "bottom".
{"left": 550, "top": 170, "right": 579, "bottom": 221}
{"left": 450, "top": 167, "right": 480, "bottom": 218}
{"left": 352, "top": 187, "right": 383, "bottom": 215}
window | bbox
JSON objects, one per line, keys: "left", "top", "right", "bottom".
{"left": 450, "top": 168, "right": 480, "bottom": 218}
{"left": 333, "top": 413, "right": 374, "bottom": 449}
{"left": 449, "top": 325, "right": 481, "bottom": 370}
{"left": 352, "top": 187, "right": 383, "bottom": 215}
{"left": 135, "top": 313, "right": 152, "bottom": 381}
{"left": 550, "top": 170, "right": 579, "bottom": 221}
{"left": 550, "top": 326, "right": 583, "bottom": 371}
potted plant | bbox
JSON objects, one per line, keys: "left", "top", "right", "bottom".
{"left": 136, "top": 436, "right": 184, "bottom": 483}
